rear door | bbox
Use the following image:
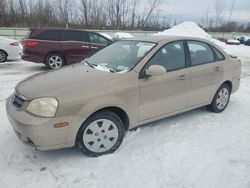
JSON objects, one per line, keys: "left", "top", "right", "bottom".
{"left": 186, "top": 40, "right": 224, "bottom": 107}
{"left": 61, "top": 30, "right": 92, "bottom": 64}
{"left": 88, "top": 32, "right": 111, "bottom": 54}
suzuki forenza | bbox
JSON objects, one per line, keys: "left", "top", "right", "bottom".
{"left": 6, "top": 36, "right": 241, "bottom": 156}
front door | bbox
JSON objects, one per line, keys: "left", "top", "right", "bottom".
{"left": 139, "top": 41, "right": 191, "bottom": 122}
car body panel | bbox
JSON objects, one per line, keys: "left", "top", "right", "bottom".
{"left": 21, "top": 28, "right": 113, "bottom": 65}
{"left": 0, "top": 36, "right": 22, "bottom": 59}
{"left": 7, "top": 36, "right": 241, "bottom": 150}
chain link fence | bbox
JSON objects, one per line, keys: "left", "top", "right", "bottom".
{"left": 1, "top": 27, "right": 250, "bottom": 41}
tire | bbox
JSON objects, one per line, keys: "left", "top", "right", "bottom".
{"left": 207, "top": 84, "right": 231, "bottom": 113}
{"left": 45, "top": 53, "right": 65, "bottom": 69}
{"left": 76, "top": 110, "right": 125, "bottom": 157}
{"left": 0, "top": 50, "right": 7, "bottom": 63}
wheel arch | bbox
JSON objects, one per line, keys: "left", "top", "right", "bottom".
{"left": 222, "top": 80, "right": 233, "bottom": 92}
{"left": 93, "top": 106, "right": 130, "bottom": 131}
{"left": 75, "top": 105, "right": 130, "bottom": 148}
{"left": 0, "top": 49, "right": 8, "bottom": 57}
{"left": 81, "top": 105, "right": 130, "bottom": 131}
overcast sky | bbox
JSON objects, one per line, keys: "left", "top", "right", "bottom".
{"left": 159, "top": 0, "right": 250, "bottom": 24}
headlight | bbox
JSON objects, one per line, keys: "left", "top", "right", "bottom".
{"left": 26, "top": 97, "right": 58, "bottom": 118}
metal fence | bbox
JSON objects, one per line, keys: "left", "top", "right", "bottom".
{"left": 1, "top": 27, "right": 250, "bottom": 41}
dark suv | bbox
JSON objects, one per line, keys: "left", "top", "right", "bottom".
{"left": 22, "top": 28, "right": 113, "bottom": 69}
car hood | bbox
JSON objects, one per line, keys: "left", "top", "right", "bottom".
{"left": 16, "top": 64, "right": 119, "bottom": 100}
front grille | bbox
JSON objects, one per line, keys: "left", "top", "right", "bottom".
{"left": 12, "top": 94, "right": 26, "bottom": 109}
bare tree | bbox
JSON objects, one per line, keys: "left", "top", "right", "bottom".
{"left": 140, "top": 0, "right": 161, "bottom": 29}
{"left": 130, "top": 0, "right": 139, "bottom": 28}
{"left": 228, "top": 0, "right": 235, "bottom": 23}
{"left": 214, "top": 0, "right": 226, "bottom": 29}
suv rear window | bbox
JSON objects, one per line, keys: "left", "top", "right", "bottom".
{"left": 33, "top": 30, "right": 61, "bottom": 41}
{"left": 61, "top": 31, "right": 89, "bottom": 42}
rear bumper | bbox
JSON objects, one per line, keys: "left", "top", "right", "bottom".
{"left": 232, "top": 76, "right": 241, "bottom": 93}
{"left": 21, "top": 54, "right": 44, "bottom": 64}
{"left": 6, "top": 46, "right": 22, "bottom": 59}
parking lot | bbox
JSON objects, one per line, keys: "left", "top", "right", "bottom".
{"left": 0, "top": 44, "right": 250, "bottom": 187}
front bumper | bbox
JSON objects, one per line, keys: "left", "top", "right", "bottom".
{"left": 6, "top": 96, "right": 85, "bottom": 150}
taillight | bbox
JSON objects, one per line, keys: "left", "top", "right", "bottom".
{"left": 22, "top": 41, "right": 39, "bottom": 47}
{"left": 10, "top": 42, "right": 20, "bottom": 46}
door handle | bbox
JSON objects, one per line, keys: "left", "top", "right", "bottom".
{"left": 178, "top": 75, "right": 187, "bottom": 80}
{"left": 91, "top": 46, "right": 98, "bottom": 49}
{"left": 82, "top": 45, "right": 90, "bottom": 48}
{"left": 215, "top": 66, "right": 221, "bottom": 72}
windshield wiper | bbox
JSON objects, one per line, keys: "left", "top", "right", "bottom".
{"left": 84, "top": 60, "right": 97, "bottom": 69}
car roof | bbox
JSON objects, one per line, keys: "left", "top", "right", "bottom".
{"left": 127, "top": 35, "right": 212, "bottom": 43}
{"left": 29, "top": 27, "right": 100, "bottom": 34}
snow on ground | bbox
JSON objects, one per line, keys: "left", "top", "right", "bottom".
{"left": 1, "top": 46, "right": 250, "bottom": 188}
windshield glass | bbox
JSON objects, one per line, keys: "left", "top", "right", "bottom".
{"left": 86, "top": 41, "right": 156, "bottom": 73}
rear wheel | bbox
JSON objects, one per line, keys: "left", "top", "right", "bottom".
{"left": 45, "top": 53, "right": 65, "bottom": 69}
{"left": 0, "top": 50, "right": 7, "bottom": 63}
{"left": 208, "top": 84, "right": 231, "bottom": 113}
{"left": 77, "top": 111, "right": 125, "bottom": 157}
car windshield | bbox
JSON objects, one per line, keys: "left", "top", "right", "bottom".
{"left": 85, "top": 41, "right": 156, "bottom": 73}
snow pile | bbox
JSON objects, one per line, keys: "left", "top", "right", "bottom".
{"left": 153, "top": 22, "right": 226, "bottom": 48}
{"left": 114, "top": 32, "right": 134, "bottom": 39}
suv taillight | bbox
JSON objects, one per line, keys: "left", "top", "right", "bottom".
{"left": 22, "top": 41, "right": 39, "bottom": 47}
{"left": 10, "top": 42, "right": 20, "bottom": 46}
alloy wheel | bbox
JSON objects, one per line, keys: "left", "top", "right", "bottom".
{"left": 48, "top": 56, "right": 63, "bottom": 69}
{"left": 216, "top": 87, "right": 229, "bottom": 110}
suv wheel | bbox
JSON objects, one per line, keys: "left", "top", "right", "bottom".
{"left": 0, "top": 50, "right": 7, "bottom": 63}
{"left": 208, "top": 84, "right": 231, "bottom": 113}
{"left": 77, "top": 111, "right": 125, "bottom": 157}
{"left": 45, "top": 53, "right": 65, "bottom": 69}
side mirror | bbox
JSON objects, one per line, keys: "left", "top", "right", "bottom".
{"left": 146, "top": 65, "right": 166, "bottom": 77}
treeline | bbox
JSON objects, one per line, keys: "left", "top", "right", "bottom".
{"left": 205, "top": 22, "right": 250, "bottom": 33}
{"left": 0, "top": 0, "right": 250, "bottom": 32}
{"left": 201, "top": 0, "right": 250, "bottom": 32}
{"left": 0, "top": 0, "right": 164, "bottom": 30}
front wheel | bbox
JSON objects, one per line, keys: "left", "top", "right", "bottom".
{"left": 77, "top": 111, "right": 125, "bottom": 157}
{"left": 208, "top": 84, "right": 231, "bottom": 113}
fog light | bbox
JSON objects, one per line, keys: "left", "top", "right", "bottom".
{"left": 54, "top": 122, "right": 69, "bottom": 128}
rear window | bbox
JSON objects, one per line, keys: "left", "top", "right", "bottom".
{"left": 61, "top": 31, "right": 89, "bottom": 42}
{"left": 23, "top": 29, "right": 33, "bottom": 40}
{"left": 211, "top": 46, "right": 225, "bottom": 60}
{"left": 33, "top": 30, "right": 61, "bottom": 41}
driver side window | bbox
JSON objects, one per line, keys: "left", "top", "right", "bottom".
{"left": 89, "top": 33, "right": 109, "bottom": 46}
{"left": 147, "top": 41, "right": 186, "bottom": 72}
